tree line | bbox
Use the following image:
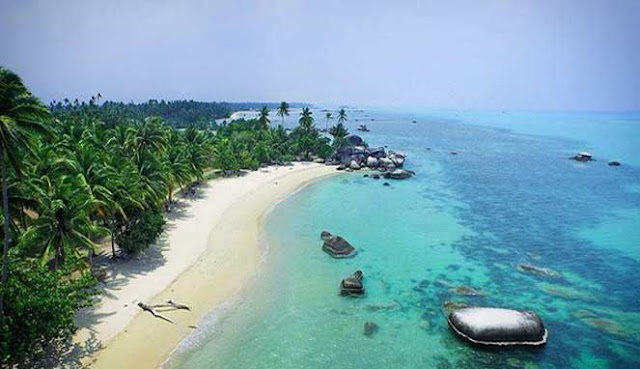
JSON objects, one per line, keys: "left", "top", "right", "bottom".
{"left": 0, "top": 67, "right": 350, "bottom": 365}
{"left": 50, "top": 98, "right": 304, "bottom": 129}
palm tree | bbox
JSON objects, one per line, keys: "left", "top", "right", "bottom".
{"left": 276, "top": 101, "right": 289, "bottom": 125}
{"left": 324, "top": 112, "right": 333, "bottom": 132}
{"left": 296, "top": 107, "right": 317, "bottom": 159}
{"left": 0, "top": 68, "right": 50, "bottom": 314}
{"left": 257, "top": 106, "right": 270, "bottom": 130}
{"left": 164, "top": 129, "right": 191, "bottom": 203}
{"left": 329, "top": 123, "right": 349, "bottom": 148}
{"left": 129, "top": 116, "right": 167, "bottom": 156}
{"left": 183, "top": 126, "right": 208, "bottom": 182}
{"left": 21, "top": 174, "right": 107, "bottom": 269}
{"left": 337, "top": 108, "right": 348, "bottom": 124}
{"left": 299, "top": 107, "right": 314, "bottom": 131}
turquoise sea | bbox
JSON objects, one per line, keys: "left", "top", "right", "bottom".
{"left": 169, "top": 109, "right": 640, "bottom": 368}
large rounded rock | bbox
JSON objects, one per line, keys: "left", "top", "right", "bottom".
{"left": 366, "top": 147, "right": 386, "bottom": 159}
{"left": 339, "top": 270, "right": 365, "bottom": 296}
{"left": 345, "top": 135, "right": 364, "bottom": 146}
{"left": 448, "top": 307, "right": 548, "bottom": 346}
{"left": 323, "top": 236, "right": 357, "bottom": 258}
{"left": 350, "top": 160, "right": 361, "bottom": 170}
{"left": 379, "top": 157, "right": 393, "bottom": 168}
{"left": 366, "top": 156, "right": 379, "bottom": 168}
{"left": 389, "top": 152, "right": 405, "bottom": 167}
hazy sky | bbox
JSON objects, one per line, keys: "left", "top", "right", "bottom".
{"left": 1, "top": 0, "right": 639, "bottom": 110}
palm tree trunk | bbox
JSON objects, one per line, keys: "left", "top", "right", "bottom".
{"left": 0, "top": 149, "right": 11, "bottom": 316}
{"left": 110, "top": 221, "right": 117, "bottom": 259}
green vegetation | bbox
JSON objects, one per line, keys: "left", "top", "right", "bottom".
{"left": 0, "top": 67, "right": 345, "bottom": 365}
{"left": 50, "top": 99, "right": 303, "bottom": 129}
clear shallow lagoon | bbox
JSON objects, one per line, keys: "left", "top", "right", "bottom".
{"left": 170, "top": 109, "right": 640, "bottom": 368}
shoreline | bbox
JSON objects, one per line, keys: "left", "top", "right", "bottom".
{"left": 74, "top": 162, "right": 338, "bottom": 368}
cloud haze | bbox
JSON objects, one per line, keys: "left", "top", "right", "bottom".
{"left": 1, "top": 0, "right": 639, "bottom": 110}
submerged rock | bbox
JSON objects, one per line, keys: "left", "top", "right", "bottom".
{"left": 572, "top": 309, "right": 633, "bottom": 338}
{"left": 323, "top": 236, "right": 357, "bottom": 258}
{"left": 517, "top": 264, "right": 562, "bottom": 279}
{"left": 453, "top": 285, "right": 486, "bottom": 297}
{"left": 383, "top": 182, "right": 391, "bottom": 187}
{"left": 320, "top": 231, "right": 332, "bottom": 241}
{"left": 608, "top": 161, "right": 621, "bottom": 166}
{"left": 442, "top": 301, "right": 469, "bottom": 316}
{"left": 339, "top": 270, "right": 365, "bottom": 296}
{"left": 364, "top": 321, "right": 379, "bottom": 337}
{"left": 364, "top": 302, "right": 401, "bottom": 312}
{"left": 372, "top": 174, "right": 380, "bottom": 179}
{"left": 448, "top": 307, "right": 548, "bottom": 346}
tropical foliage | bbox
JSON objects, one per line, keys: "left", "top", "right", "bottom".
{"left": 0, "top": 67, "right": 337, "bottom": 365}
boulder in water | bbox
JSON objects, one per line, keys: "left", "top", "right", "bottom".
{"left": 383, "top": 169, "right": 414, "bottom": 180}
{"left": 608, "top": 161, "right": 621, "bottom": 166}
{"left": 389, "top": 152, "right": 405, "bottom": 167}
{"left": 372, "top": 174, "right": 380, "bottom": 179}
{"left": 339, "top": 270, "right": 365, "bottom": 296}
{"left": 571, "top": 152, "right": 592, "bottom": 162}
{"left": 323, "top": 236, "right": 357, "bottom": 258}
{"left": 320, "top": 231, "right": 332, "bottom": 241}
{"left": 448, "top": 307, "right": 548, "bottom": 346}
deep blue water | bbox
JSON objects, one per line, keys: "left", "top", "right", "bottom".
{"left": 171, "top": 109, "right": 640, "bottom": 369}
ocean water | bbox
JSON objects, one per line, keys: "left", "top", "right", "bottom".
{"left": 169, "top": 109, "right": 640, "bottom": 369}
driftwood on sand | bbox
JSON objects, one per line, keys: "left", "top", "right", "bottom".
{"left": 137, "top": 299, "right": 191, "bottom": 324}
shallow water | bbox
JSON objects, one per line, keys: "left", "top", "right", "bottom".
{"left": 170, "top": 109, "right": 640, "bottom": 368}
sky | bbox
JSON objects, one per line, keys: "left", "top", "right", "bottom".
{"left": 1, "top": 0, "right": 639, "bottom": 111}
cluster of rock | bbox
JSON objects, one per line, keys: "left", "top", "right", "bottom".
{"left": 323, "top": 134, "right": 414, "bottom": 179}
{"left": 339, "top": 270, "right": 365, "bottom": 297}
{"left": 569, "top": 152, "right": 622, "bottom": 167}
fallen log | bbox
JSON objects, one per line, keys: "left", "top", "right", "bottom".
{"left": 137, "top": 302, "right": 174, "bottom": 323}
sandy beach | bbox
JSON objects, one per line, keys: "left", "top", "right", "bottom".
{"left": 73, "top": 162, "right": 337, "bottom": 368}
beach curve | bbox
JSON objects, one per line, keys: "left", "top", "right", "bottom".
{"left": 75, "top": 162, "right": 338, "bottom": 368}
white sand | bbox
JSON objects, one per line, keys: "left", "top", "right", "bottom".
{"left": 72, "top": 162, "right": 337, "bottom": 368}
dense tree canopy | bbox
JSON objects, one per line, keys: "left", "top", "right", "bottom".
{"left": 0, "top": 67, "right": 339, "bottom": 365}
